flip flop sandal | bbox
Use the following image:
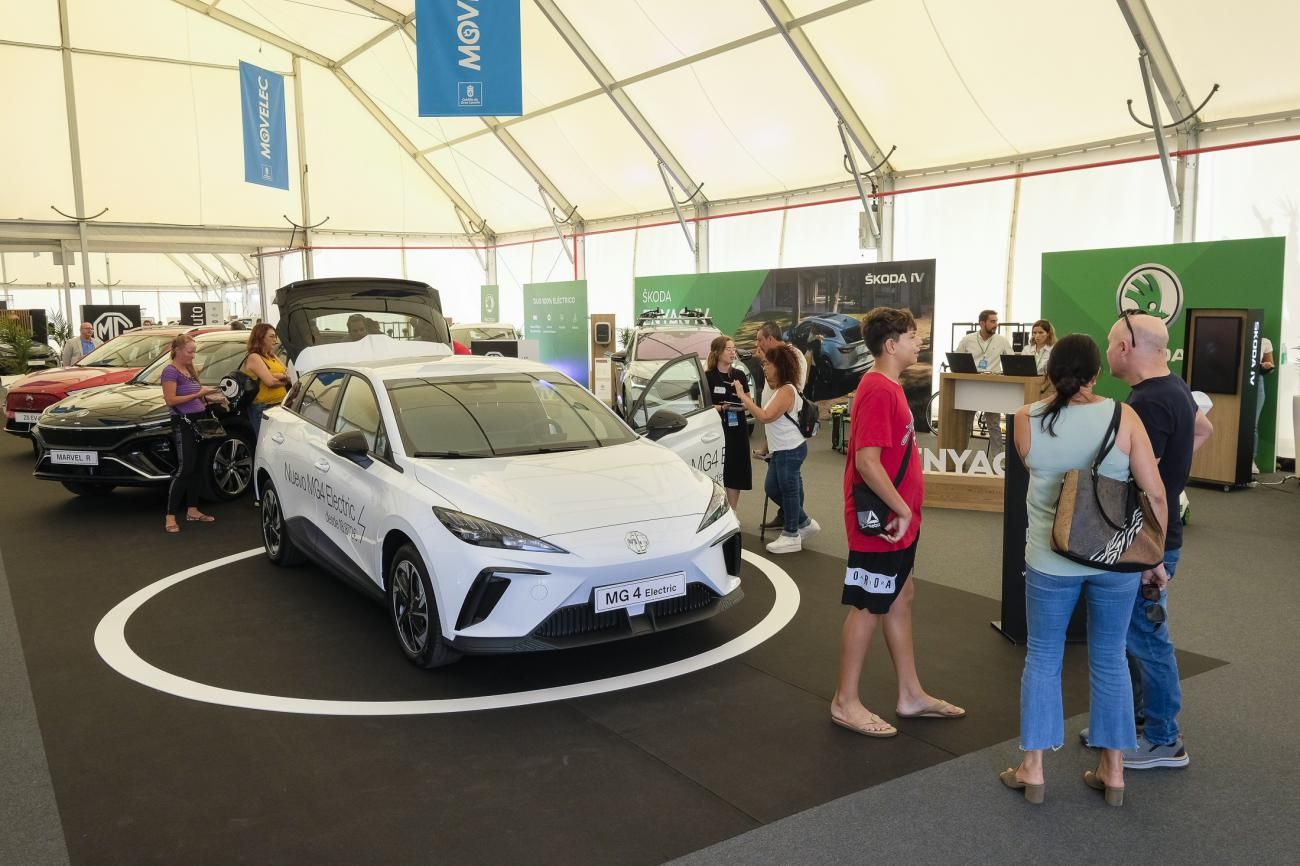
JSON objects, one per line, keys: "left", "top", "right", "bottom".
{"left": 897, "top": 700, "right": 966, "bottom": 719}
{"left": 831, "top": 714, "right": 898, "bottom": 738}
{"left": 186, "top": 514, "right": 216, "bottom": 523}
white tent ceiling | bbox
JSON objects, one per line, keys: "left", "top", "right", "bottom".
{"left": 3, "top": 0, "right": 1300, "bottom": 243}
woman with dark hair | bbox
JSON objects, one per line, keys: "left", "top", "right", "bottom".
{"left": 161, "top": 334, "right": 228, "bottom": 533}
{"left": 705, "top": 335, "right": 752, "bottom": 509}
{"left": 1000, "top": 333, "right": 1168, "bottom": 807}
{"left": 1021, "top": 319, "right": 1057, "bottom": 373}
{"left": 241, "top": 323, "right": 290, "bottom": 438}
{"left": 730, "top": 342, "right": 817, "bottom": 554}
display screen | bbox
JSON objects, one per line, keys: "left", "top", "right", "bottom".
{"left": 1189, "top": 316, "right": 1242, "bottom": 394}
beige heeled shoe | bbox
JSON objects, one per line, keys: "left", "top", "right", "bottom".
{"left": 1083, "top": 769, "right": 1125, "bottom": 807}
{"left": 999, "top": 768, "right": 1045, "bottom": 804}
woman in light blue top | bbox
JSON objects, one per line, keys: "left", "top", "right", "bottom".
{"left": 998, "top": 334, "right": 1167, "bottom": 807}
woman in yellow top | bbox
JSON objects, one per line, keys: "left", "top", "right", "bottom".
{"left": 242, "top": 323, "right": 290, "bottom": 437}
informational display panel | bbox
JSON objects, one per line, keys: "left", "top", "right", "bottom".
{"left": 80, "top": 305, "right": 143, "bottom": 343}
{"left": 179, "top": 302, "right": 224, "bottom": 327}
{"left": 1042, "top": 238, "right": 1284, "bottom": 469}
{"left": 523, "top": 280, "right": 588, "bottom": 387}
{"left": 634, "top": 259, "right": 937, "bottom": 412}
{"left": 480, "top": 284, "right": 500, "bottom": 323}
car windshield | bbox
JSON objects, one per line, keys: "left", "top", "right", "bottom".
{"left": 135, "top": 340, "right": 248, "bottom": 386}
{"left": 77, "top": 333, "right": 174, "bottom": 368}
{"left": 388, "top": 372, "right": 636, "bottom": 458}
{"left": 452, "top": 325, "right": 518, "bottom": 342}
{"left": 633, "top": 329, "right": 718, "bottom": 361}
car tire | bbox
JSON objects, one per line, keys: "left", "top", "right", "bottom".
{"left": 260, "top": 480, "right": 305, "bottom": 566}
{"left": 61, "top": 481, "right": 115, "bottom": 497}
{"left": 387, "top": 543, "right": 461, "bottom": 669}
{"left": 202, "top": 433, "right": 254, "bottom": 501}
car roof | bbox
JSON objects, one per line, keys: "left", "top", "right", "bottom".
{"left": 192, "top": 329, "right": 248, "bottom": 344}
{"left": 322, "top": 355, "right": 560, "bottom": 383}
{"left": 800, "top": 313, "right": 859, "bottom": 326}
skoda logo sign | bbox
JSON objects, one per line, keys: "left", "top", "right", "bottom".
{"left": 1116, "top": 263, "right": 1183, "bottom": 325}
{"left": 624, "top": 531, "right": 649, "bottom": 555}
{"left": 93, "top": 312, "right": 135, "bottom": 343}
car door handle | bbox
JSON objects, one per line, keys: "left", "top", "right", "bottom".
{"left": 701, "top": 432, "right": 721, "bottom": 443}
{"left": 313, "top": 458, "right": 330, "bottom": 472}
{"left": 269, "top": 432, "right": 285, "bottom": 444}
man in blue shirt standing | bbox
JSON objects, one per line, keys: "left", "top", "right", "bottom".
{"left": 1085, "top": 311, "right": 1212, "bottom": 769}
{"left": 60, "top": 321, "right": 100, "bottom": 366}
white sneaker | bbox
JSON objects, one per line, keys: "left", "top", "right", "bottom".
{"left": 798, "top": 518, "right": 820, "bottom": 539}
{"left": 765, "top": 534, "right": 802, "bottom": 554}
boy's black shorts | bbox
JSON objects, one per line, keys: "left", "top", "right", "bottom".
{"left": 841, "top": 535, "right": 919, "bottom": 614}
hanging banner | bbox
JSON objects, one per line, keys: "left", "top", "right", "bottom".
{"left": 81, "top": 305, "right": 142, "bottom": 343}
{"left": 240, "top": 61, "right": 289, "bottom": 190}
{"left": 524, "top": 280, "right": 588, "bottom": 387}
{"left": 1042, "top": 238, "right": 1284, "bottom": 469}
{"left": 634, "top": 259, "right": 937, "bottom": 411}
{"left": 415, "top": 0, "right": 522, "bottom": 117}
{"left": 480, "top": 284, "right": 500, "bottom": 323}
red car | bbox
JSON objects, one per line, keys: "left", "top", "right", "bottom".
{"left": 4, "top": 326, "right": 222, "bottom": 449}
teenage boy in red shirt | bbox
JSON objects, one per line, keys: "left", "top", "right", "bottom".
{"left": 831, "top": 307, "right": 966, "bottom": 737}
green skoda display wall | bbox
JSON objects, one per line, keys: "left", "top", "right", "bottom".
{"left": 1042, "top": 237, "right": 1284, "bottom": 469}
{"left": 634, "top": 260, "right": 936, "bottom": 412}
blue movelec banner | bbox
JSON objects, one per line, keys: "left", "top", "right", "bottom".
{"left": 240, "top": 61, "right": 289, "bottom": 190}
{"left": 416, "top": 0, "right": 522, "bottom": 117}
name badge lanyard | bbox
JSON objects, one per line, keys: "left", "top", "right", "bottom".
{"left": 976, "top": 336, "right": 995, "bottom": 371}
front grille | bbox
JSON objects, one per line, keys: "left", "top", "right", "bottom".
{"left": 37, "top": 425, "right": 132, "bottom": 448}
{"left": 648, "top": 583, "right": 718, "bottom": 618}
{"left": 534, "top": 605, "right": 627, "bottom": 639}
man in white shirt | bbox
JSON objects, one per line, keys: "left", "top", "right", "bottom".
{"left": 954, "top": 310, "right": 1013, "bottom": 452}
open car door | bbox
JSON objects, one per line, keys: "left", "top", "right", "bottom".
{"left": 625, "top": 353, "right": 724, "bottom": 484}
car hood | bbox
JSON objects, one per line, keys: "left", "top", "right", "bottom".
{"left": 8, "top": 366, "right": 139, "bottom": 396}
{"left": 40, "top": 383, "right": 170, "bottom": 427}
{"left": 409, "top": 438, "right": 715, "bottom": 538}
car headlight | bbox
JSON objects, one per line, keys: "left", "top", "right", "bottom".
{"left": 433, "top": 507, "right": 568, "bottom": 553}
{"left": 697, "top": 480, "right": 729, "bottom": 533}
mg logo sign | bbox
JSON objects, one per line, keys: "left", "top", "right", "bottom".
{"left": 93, "top": 312, "right": 134, "bottom": 342}
{"left": 1116, "top": 263, "right": 1184, "bottom": 325}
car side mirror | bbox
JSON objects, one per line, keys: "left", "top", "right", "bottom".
{"left": 646, "top": 409, "right": 687, "bottom": 441}
{"left": 328, "top": 429, "right": 371, "bottom": 458}
{"left": 610, "top": 350, "right": 627, "bottom": 364}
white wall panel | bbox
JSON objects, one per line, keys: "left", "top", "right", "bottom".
{"left": 633, "top": 223, "right": 696, "bottom": 277}
{"left": 781, "top": 199, "right": 878, "bottom": 269}
{"left": 0, "top": 47, "right": 74, "bottom": 219}
{"left": 708, "top": 210, "right": 783, "bottom": 273}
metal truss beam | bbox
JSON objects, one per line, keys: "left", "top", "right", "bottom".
{"left": 1115, "top": 0, "right": 1197, "bottom": 128}
{"left": 188, "top": 254, "right": 227, "bottom": 285}
{"left": 758, "top": 0, "right": 893, "bottom": 175}
{"left": 532, "top": 0, "right": 704, "bottom": 202}
{"left": 165, "top": 253, "right": 210, "bottom": 290}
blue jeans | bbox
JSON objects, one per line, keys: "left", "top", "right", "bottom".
{"left": 1127, "top": 548, "right": 1182, "bottom": 745}
{"left": 1021, "top": 565, "right": 1140, "bottom": 751}
{"left": 764, "top": 442, "right": 809, "bottom": 537}
{"left": 248, "top": 402, "right": 267, "bottom": 439}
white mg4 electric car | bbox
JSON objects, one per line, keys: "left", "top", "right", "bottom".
{"left": 253, "top": 338, "right": 743, "bottom": 668}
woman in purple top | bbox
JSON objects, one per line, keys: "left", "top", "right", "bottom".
{"left": 161, "top": 334, "right": 227, "bottom": 533}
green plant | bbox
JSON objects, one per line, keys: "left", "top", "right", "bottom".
{"left": 46, "top": 310, "right": 73, "bottom": 351}
{"left": 617, "top": 326, "right": 635, "bottom": 349}
{"left": 0, "top": 317, "right": 36, "bottom": 375}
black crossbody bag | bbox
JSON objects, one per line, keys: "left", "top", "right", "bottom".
{"left": 851, "top": 431, "right": 914, "bottom": 535}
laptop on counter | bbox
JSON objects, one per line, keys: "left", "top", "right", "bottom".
{"left": 1000, "top": 354, "right": 1039, "bottom": 376}
{"left": 945, "top": 351, "right": 978, "bottom": 373}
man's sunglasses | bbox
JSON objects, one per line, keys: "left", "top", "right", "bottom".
{"left": 1118, "top": 308, "right": 1148, "bottom": 349}
{"left": 1140, "top": 582, "right": 1165, "bottom": 625}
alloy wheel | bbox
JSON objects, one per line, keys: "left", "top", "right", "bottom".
{"left": 262, "top": 487, "right": 282, "bottom": 557}
{"left": 212, "top": 439, "right": 253, "bottom": 495}
{"left": 392, "top": 560, "right": 429, "bottom": 655}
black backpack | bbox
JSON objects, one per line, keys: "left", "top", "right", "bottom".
{"left": 218, "top": 353, "right": 261, "bottom": 411}
{"left": 784, "top": 387, "right": 820, "bottom": 438}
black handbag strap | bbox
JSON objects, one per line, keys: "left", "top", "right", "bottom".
{"left": 781, "top": 384, "right": 807, "bottom": 431}
{"left": 1090, "top": 401, "right": 1128, "bottom": 531}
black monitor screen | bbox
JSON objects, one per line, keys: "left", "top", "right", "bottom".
{"left": 1189, "top": 316, "right": 1242, "bottom": 394}
{"left": 471, "top": 340, "right": 519, "bottom": 357}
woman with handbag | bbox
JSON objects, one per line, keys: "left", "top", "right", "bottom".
{"left": 161, "top": 334, "right": 228, "bottom": 533}
{"left": 241, "top": 323, "right": 290, "bottom": 437}
{"left": 999, "top": 333, "right": 1167, "bottom": 807}
{"left": 730, "top": 343, "right": 818, "bottom": 554}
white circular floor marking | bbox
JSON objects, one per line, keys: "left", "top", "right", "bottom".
{"left": 95, "top": 548, "right": 799, "bottom": 716}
